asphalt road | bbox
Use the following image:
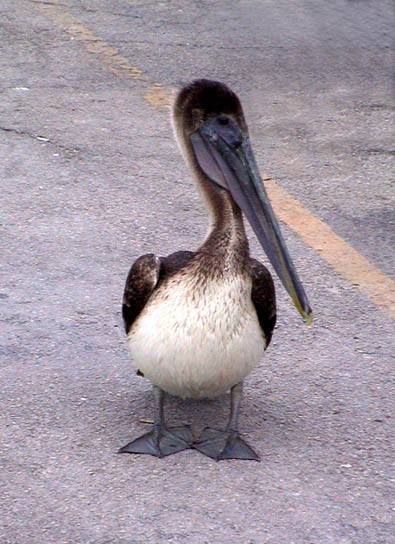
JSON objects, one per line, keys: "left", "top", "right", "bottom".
{"left": 1, "top": 1, "right": 394, "bottom": 543}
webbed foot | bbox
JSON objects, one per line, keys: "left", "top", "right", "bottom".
{"left": 119, "top": 424, "right": 193, "bottom": 458}
{"left": 194, "top": 427, "right": 260, "bottom": 461}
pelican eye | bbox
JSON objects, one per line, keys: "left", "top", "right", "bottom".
{"left": 217, "top": 115, "right": 230, "bottom": 126}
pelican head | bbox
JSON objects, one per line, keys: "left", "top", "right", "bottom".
{"left": 173, "top": 79, "right": 312, "bottom": 324}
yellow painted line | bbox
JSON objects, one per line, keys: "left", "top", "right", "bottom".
{"left": 36, "top": 1, "right": 395, "bottom": 319}
{"left": 265, "top": 179, "right": 395, "bottom": 319}
{"left": 36, "top": 2, "right": 173, "bottom": 106}
{"left": 144, "top": 84, "right": 175, "bottom": 108}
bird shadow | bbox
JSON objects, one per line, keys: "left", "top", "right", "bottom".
{"left": 72, "top": 368, "right": 316, "bottom": 459}
{"left": 108, "top": 378, "right": 280, "bottom": 450}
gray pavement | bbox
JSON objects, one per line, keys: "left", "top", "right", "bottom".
{"left": 1, "top": 1, "right": 394, "bottom": 543}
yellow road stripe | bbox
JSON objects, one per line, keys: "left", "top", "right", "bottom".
{"left": 36, "top": 1, "right": 395, "bottom": 320}
{"left": 265, "top": 180, "right": 395, "bottom": 319}
{"left": 36, "top": 2, "right": 173, "bottom": 106}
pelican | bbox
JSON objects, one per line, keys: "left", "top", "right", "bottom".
{"left": 119, "top": 79, "right": 312, "bottom": 461}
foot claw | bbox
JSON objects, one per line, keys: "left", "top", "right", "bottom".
{"left": 119, "top": 425, "right": 193, "bottom": 458}
{"left": 193, "top": 427, "right": 260, "bottom": 461}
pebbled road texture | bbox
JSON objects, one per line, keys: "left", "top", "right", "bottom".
{"left": 1, "top": 1, "right": 394, "bottom": 543}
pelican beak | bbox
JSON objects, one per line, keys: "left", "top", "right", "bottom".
{"left": 190, "top": 115, "right": 312, "bottom": 324}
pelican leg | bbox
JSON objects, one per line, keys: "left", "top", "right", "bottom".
{"left": 194, "top": 382, "right": 260, "bottom": 461}
{"left": 118, "top": 386, "right": 193, "bottom": 457}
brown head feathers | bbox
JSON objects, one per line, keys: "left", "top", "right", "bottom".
{"left": 173, "top": 79, "right": 246, "bottom": 135}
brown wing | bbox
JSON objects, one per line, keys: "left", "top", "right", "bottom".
{"left": 122, "top": 253, "right": 161, "bottom": 334}
{"left": 122, "top": 251, "right": 195, "bottom": 335}
{"left": 250, "top": 258, "right": 277, "bottom": 349}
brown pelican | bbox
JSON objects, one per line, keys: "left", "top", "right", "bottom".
{"left": 119, "top": 79, "right": 312, "bottom": 461}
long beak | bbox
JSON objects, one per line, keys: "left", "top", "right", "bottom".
{"left": 190, "top": 117, "right": 312, "bottom": 324}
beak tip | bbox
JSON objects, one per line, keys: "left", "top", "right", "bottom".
{"left": 303, "top": 310, "right": 313, "bottom": 326}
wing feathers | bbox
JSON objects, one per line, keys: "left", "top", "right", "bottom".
{"left": 122, "top": 253, "right": 161, "bottom": 334}
{"left": 250, "top": 258, "right": 277, "bottom": 348}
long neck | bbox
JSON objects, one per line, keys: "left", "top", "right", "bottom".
{"left": 197, "top": 182, "right": 250, "bottom": 270}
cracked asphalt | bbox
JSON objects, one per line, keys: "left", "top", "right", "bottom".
{"left": 1, "top": 1, "right": 394, "bottom": 543}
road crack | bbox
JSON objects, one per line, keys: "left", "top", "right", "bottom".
{"left": 0, "top": 125, "right": 83, "bottom": 156}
